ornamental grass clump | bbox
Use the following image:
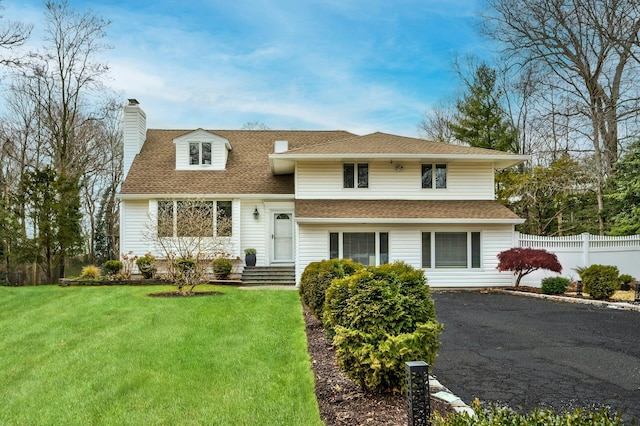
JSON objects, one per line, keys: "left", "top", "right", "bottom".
{"left": 323, "top": 261, "right": 443, "bottom": 393}
{"left": 80, "top": 265, "right": 100, "bottom": 279}
{"left": 299, "top": 259, "right": 361, "bottom": 320}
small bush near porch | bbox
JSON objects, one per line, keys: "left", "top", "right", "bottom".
{"left": 0, "top": 285, "right": 322, "bottom": 425}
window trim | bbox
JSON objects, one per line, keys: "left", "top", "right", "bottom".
{"left": 157, "top": 200, "right": 232, "bottom": 238}
{"left": 189, "top": 141, "right": 212, "bottom": 166}
{"left": 421, "top": 231, "right": 481, "bottom": 269}
{"left": 343, "top": 163, "right": 369, "bottom": 189}
{"left": 328, "top": 231, "right": 389, "bottom": 266}
{"left": 421, "top": 163, "right": 447, "bottom": 189}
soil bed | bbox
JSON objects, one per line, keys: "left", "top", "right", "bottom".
{"left": 303, "top": 304, "right": 454, "bottom": 425}
{"left": 147, "top": 291, "right": 223, "bottom": 297}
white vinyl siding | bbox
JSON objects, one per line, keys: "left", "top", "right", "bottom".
{"left": 297, "top": 223, "right": 515, "bottom": 288}
{"left": 296, "top": 161, "right": 494, "bottom": 200}
{"left": 120, "top": 199, "right": 150, "bottom": 256}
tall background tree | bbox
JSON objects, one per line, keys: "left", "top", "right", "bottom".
{"left": 0, "top": 1, "right": 122, "bottom": 284}
{"left": 448, "top": 63, "right": 519, "bottom": 153}
{"left": 481, "top": 0, "right": 640, "bottom": 233}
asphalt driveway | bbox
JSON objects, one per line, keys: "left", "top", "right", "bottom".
{"left": 431, "top": 291, "right": 640, "bottom": 423}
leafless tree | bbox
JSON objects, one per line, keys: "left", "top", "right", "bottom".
{"left": 417, "top": 100, "right": 457, "bottom": 143}
{"left": 146, "top": 200, "right": 233, "bottom": 295}
{"left": 0, "top": 0, "right": 32, "bottom": 67}
{"left": 481, "top": 0, "right": 640, "bottom": 233}
{"left": 241, "top": 121, "right": 271, "bottom": 130}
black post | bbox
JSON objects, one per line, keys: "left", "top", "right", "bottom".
{"left": 405, "top": 361, "right": 431, "bottom": 426}
{"left": 576, "top": 280, "right": 583, "bottom": 296}
{"left": 634, "top": 281, "right": 640, "bottom": 304}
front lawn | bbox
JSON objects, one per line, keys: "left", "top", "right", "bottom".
{"left": 0, "top": 285, "right": 322, "bottom": 425}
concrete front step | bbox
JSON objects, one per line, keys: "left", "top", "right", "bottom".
{"left": 241, "top": 266, "right": 296, "bottom": 286}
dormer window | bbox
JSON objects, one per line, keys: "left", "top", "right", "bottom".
{"left": 190, "top": 142, "right": 212, "bottom": 165}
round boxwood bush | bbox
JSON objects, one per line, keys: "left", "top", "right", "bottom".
{"left": 579, "top": 264, "right": 620, "bottom": 300}
{"left": 541, "top": 276, "right": 570, "bottom": 295}
{"left": 299, "top": 259, "right": 361, "bottom": 320}
{"left": 212, "top": 257, "right": 233, "bottom": 279}
{"left": 323, "top": 261, "right": 443, "bottom": 393}
{"left": 102, "top": 259, "right": 123, "bottom": 276}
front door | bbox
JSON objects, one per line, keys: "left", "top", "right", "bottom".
{"left": 273, "top": 213, "right": 293, "bottom": 262}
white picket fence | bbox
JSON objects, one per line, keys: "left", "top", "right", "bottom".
{"left": 515, "top": 232, "right": 640, "bottom": 286}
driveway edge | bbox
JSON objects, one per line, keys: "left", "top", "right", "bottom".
{"left": 496, "top": 289, "right": 640, "bottom": 312}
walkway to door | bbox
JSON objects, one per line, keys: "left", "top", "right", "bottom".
{"left": 431, "top": 291, "right": 640, "bottom": 424}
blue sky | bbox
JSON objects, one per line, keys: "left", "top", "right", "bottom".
{"left": 3, "top": 0, "right": 493, "bottom": 137}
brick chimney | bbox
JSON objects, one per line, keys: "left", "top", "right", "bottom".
{"left": 123, "top": 99, "right": 147, "bottom": 178}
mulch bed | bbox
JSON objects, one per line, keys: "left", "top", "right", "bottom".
{"left": 303, "top": 304, "right": 454, "bottom": 425}
{"left": 147, "top": 291, "right": 223, "bottom": 297}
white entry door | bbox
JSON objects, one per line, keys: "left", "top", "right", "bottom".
{"left": 273, "top": 213, "right": 293, "bottom": 262}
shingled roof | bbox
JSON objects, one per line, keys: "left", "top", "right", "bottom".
{"left": 295, "top": 199, "right": 522, "bottom": 222}
{"left": 119, "top": 129, "right": 354, "bottom": 195}
{"left": 284, "top": 132, "right": 513, "bottom": 156}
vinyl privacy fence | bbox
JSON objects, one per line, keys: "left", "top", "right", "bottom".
{"left": 515, "top": 232, "right": 640, "bottom": 286}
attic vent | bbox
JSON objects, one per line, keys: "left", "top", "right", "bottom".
{"left": 274, "top": 140, "right": 289, "bottom": 153}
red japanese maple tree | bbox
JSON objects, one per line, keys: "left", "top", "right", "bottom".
{"left": 496, "top": 247, "right": 562, "bottom": 288}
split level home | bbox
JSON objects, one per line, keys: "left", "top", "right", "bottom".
{"left": 118, "top": 99, "right": 529, "bottom": 288}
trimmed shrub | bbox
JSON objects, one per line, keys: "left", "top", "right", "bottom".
{"left": 541, "top": 276, "right": 570, "bottom": 295}
{"left": 102, "top": 260, "right": 123, "bottom": 276}
{"left": 212, "top": 257, "right": 233, "bottom": 279}
{"left": 136, "top": 253, "right": 156, "bottom": 279}
{"left": 432, "top": 399, "right": 622, "bottom": 425}
{"left": 619, "top": 273, "right": 635, "bottom": 291}
{"left": 578, "top": 264, "right": 620, "bottom": 300}
{"left": 299, "top": 259, "right": 361, "bottom": 320}
{"left": 323, "top": 261, "right": 443, "bottom": 393}
{"left": 80, "top": 265, "right": 100, "bottom": 279}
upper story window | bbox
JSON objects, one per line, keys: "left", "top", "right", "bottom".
{"left": 422, "top": 163, "right": 447, "bottom": 189}
{"left": 344, "top": 163, "right": 369, "bottom": 188}
{"left": 189, "top": 142, "right": 212, "bottom": 165}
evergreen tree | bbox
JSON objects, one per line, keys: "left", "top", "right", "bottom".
{"left": 606, "top": 140, "right": 640, "bottom": 235}
{"left": 449, "top": 64, "right": 519, "bottom": 153}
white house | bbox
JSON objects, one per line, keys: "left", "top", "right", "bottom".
{"left": 118, "top": 99, "right": 529, "bottom": 288}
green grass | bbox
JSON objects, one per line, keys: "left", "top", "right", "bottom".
{"left": 0, "top": 285, "right": 322, "bottom": 426}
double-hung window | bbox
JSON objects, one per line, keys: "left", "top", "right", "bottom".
{"left": 329, "top": 231, "right": 388, "bottom": 266}
{"left": 343, "top": 163, "right": 369, "bottom": 188}
{"left": 421, "top": 164, "right": 447, "bottom": 189}
{"left": 189, "top": 142, "right": 212, "bottom": 165}
{"left": 421, "top": 231, "right": 481, "bottom": 269}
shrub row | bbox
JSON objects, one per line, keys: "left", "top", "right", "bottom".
{"left": 298, "top": 259, "right": 361, "bottom": 319}
{"left": 433, "top": 400, "right": 621, "bottom": 425}
{"left": 300, "top": 260, "right": 443, "bottom": 393}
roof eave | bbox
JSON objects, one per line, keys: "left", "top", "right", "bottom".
{"left": 295, "top": 218, "right": 525, "bottom": 224}
{"left": 270, "top": 152, "right": 530, "bottom": 163}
